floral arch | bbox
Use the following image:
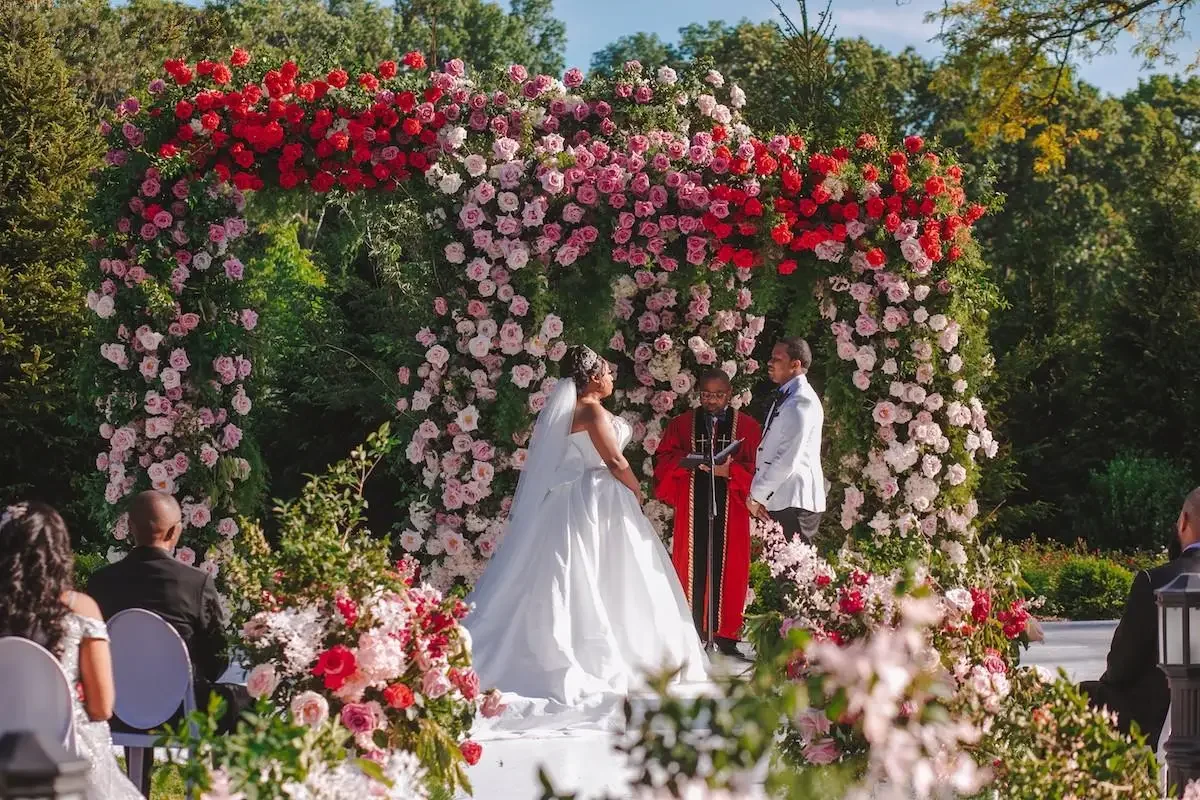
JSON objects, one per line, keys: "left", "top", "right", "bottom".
{"left": 87, "top": 50, "right": 1004, "bottom": 621}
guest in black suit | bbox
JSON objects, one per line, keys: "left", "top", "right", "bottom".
{"left": 1081, "top": 486, "right": 1200, "bottom": 747}
{"left": 88, "top": 491, "right": 249, "bottom": 787}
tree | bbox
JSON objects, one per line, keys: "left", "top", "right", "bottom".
{"left": 930, "top": 0, "right": 1197, "bottom": 171}
{"left": 0, "top": 0, "right": 100, "bottom": 516}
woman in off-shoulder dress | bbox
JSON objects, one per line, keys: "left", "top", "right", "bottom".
{"left": 0, "top": 502, "right": 141, "bottom": 800}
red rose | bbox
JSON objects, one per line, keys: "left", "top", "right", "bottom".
{"left": 969, "top": 588, "right": 991, "bottom": 624}
{"left": 174, "top": 100, "right": 194, "bottom": 120}
{"left": 450, "top": 668, "right": 480, "bottom": 701}
{"left": 862, "top": 163, "right": 879, "bottom": 183}
{"left": 401, "top": 118, "right": 421, "bottom": 136}
{"left": 781, "top": 169, "right": 802, "bottom": 193}
{"left": 230, "top": 48, "right": 251, "bottom": 68}
{"left": 459, "top": 740, "right": 482, "bottom": 766}
{"left": 335, "top": 595, "right": 358, "bottom": 626}
{"left": 358, "top": 73, "right": 379, "bottom": 92}
{"left": 211, "top": 64, "right": 232, "bottom": 85}
{"left": 855, "top": 133, "right": 878, "bottom": 150}
{"left": 327, "top": 69, "right": 349, "bottom": 89}
{"left": 312, "top": 645, "right": 356, "bottom": 690}
{"left": 924, "top": 175, "right": 946, "bottom": 196}
{"left": 866, "top": 197, "right": 885, "bottom": 219}
{"left": 403, "top": 51, "right": 427, "bottom": 70}
{"left": 815, "top": 573, "right": 832, "bottom": 588}
{"left": 904, "top": 134, "right": 924, "bottom": 153}
{"left": 788, "top": 134, "right": 806, "bottom": 152}
{"left": 158, "top": 143, "right": 180, "bottom": 158}
{"left": 831, "top": 146, "right": 850, "bottom": 161}
{"left": 865, "top": 248, "right": 885, "bottom": 268}
{"left": 777, "top": 259, "right": 797, "bottom": 275}
{"left": 771, "top": 223, "right": 793, "bottom": 245}
{"left": 891, "top": 172, "right": 911, "bottom": 193}
{"left": 732, "top": 249, "right": 754, "bottom": 269}
{"left": 378, "top": 60, "right": 398, "bottom": 79}
{"left": 383, "top": 683, "right": 415, "bottom": 709}
{"left": 838, "top": 588, "right": 865, "bottom": 615}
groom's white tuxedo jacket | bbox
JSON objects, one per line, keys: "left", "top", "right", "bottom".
{"left": 751, "top": 374, "right": 826, "bottom": 513}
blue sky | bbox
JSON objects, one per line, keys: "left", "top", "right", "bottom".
{"left": 552, "top": 0, "right": 1199, "bottom": 96}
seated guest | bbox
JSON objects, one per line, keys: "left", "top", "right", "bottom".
{"left": 88, "top": 491, "right": 250, "bottom": 785}
{"left": 0, "top": 502, "right": 142, "bottom": 799}
{"left": 1081, "top": 486, "right": 1200, "bottom": 746}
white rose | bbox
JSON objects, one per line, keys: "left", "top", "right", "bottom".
{"left": 438, "top": 173, "right": 463, "bottom": 194}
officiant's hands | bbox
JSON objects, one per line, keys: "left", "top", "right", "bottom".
{"left": 698, "top": 461, "right": 731, "bottom": 478}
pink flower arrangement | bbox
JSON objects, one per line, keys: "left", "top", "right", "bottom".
{"left": 238, "top": 576, "right": 504, "bottom": 765}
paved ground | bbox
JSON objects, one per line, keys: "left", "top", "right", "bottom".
{"left": 464, "top": 620, "right": 1121, "bottom": 800}
{"left": 1022, "top": 620, "right": 1116, "bottom": 682}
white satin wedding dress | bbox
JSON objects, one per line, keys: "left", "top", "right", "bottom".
{"left": 465, "top": 380, "right": 708, "bottom": 731}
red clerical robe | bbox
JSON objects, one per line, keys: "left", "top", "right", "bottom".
{"left": 653, "top": 408, "right": 762, "bottom": 641}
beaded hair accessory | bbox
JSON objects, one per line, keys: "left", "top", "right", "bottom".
{"left": 569, "top": 345, "right": 602, "bottom": 381}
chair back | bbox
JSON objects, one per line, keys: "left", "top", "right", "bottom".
{"left": 108, "top": 609, "right": 194, "bottom": 730}
{"left": 0, "top": 637, "right": 74, "bottom": 744}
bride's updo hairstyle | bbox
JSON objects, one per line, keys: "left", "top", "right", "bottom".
{"left": 566, "top": 345, "right": 605, "bottom": 391}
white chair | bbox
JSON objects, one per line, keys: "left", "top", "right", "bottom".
{"left": 0, "top": 636, "right": 75, "bottom": 747}
{"left": 106, "top": 609, "right": 196, "bottom": 795}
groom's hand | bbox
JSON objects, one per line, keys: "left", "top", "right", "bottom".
{"left": 747, "top": 498, "right": 770, "bottom": 522}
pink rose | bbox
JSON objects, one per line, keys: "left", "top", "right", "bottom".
{"left": 290, "top": 691, "right": 329, "bottom": 727}
{"left": 803, "top": 737, "right": 840, "bottom": 765}
{"left": 339, "top": 701, "right": 381, "bottom": 734}
{"left": 245, "top": 663, "right": 278, "bottom": 699}
{"left": 422, "top": 669, "right": 452, "bottom": 699}
{"left": 481, "top": 688, "right": 506, "bottom": 718}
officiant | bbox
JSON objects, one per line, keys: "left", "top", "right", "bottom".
{"left": 653, "top": 369, "right": 762, "bottom": 656}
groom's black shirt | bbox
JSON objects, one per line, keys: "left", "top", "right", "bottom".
{"left": 87, "top": 546, "right": 229, "bottom": 683}
{"left": 1086, "top": 547, "right": 1200, "bottom": 744}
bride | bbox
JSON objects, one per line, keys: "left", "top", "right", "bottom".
{"left": 465, "top": 345, "right": 708, "bottom": 712}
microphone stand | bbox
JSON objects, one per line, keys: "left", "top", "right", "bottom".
{"left": 703, "top": 413, "right": 719, "bottom": 654}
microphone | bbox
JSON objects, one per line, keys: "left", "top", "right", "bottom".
{"left": 708, "top": 413, "right": 719, "bottom": 455}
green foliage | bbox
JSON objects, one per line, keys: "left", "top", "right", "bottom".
{"left": 223, "top": 423, "right": 399, "bottom": 629}
{"left": 1006, "top": 536, "right": 1164, "bottom": 618}
{"left": 979, "top": 668, "right": 1161, "bottom": 799}
{"left": 73, "top": 549, "right": 108, "bottom": 588}
{"left": 1071, "top": 452, "right": 1194, "bottom": 552}
{"left": 0, "top": 0, "right": 100, "bottom": 533}
{"left": 1052, "top": 556, "right": 1133, "bottom": 621}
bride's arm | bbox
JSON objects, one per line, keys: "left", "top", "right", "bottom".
{"left": 578, "top": 404, "right": 644, "bottom": 502}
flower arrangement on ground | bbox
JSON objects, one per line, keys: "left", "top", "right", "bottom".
{"left": 220, "top": 426, "right": 500, "bottom": 795}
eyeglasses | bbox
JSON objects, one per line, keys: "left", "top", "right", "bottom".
{"left": 699, "top": 391, "right": 730, "bottom": 401}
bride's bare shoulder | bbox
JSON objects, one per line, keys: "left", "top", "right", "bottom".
{"left": 571, "top": 398, "right": 607, "bottom": 433}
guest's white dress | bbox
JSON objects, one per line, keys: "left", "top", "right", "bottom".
{"left": 465, "top": 380, "right": 708, "bottom": 727}
{"left": 59, "top": 612, "right": 142, "bottom": 800}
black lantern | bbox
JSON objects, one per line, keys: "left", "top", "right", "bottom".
{"left": 0, "top": 731, "right": 89, "bottom": 800}
{"left": 1157, "top": 573, "right": 1200, "bottom": 796}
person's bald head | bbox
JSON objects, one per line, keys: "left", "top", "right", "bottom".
{"left": 1181, "top": 487, "right": 1200, "bottom": 550}
{"left": 129, "top": 490, "right": 183, "bottom": 549}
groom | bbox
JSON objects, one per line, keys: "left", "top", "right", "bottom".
{"left": 747, "top": 337, "right": 826, "bottom": 540}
